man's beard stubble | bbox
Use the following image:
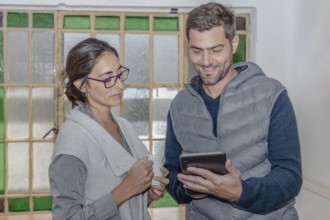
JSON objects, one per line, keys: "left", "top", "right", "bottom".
{"left": 198, "top": 63, "right": 231, "bottom": 86}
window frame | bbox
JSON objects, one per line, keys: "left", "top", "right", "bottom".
{"left": 0, "top": 8, "right": 250, "bottom": 214}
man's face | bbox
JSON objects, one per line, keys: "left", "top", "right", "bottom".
{"left": 188, "top": 26, "right": 238, "bottom": 86}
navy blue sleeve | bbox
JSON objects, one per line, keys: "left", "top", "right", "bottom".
{"left": 236, "top": 90, "right": 302, "bottom": 213}
{"left": 164, "top": 112, "right": 192, "bottom": 204}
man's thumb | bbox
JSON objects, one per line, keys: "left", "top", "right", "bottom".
{"left": 225, "top": 159, "right": 239, "bottom": 176}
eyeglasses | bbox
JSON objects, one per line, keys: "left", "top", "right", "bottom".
{"left": 85, "top": 66, "right": 129, "bottom": 89}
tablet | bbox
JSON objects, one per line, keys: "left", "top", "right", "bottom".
{"left": 179, "top": 151, "right": 228, "bottom": 195}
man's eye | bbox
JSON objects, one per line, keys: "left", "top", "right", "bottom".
{"left": 212, "top": 49, "right": 222, "bottom": 53}
{"left": 192, "top": 49, "right": 202, "bottom": 54}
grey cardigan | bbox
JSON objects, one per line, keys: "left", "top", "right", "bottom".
{"left": 51, "top": 105, "right": 151, "bottom": 220}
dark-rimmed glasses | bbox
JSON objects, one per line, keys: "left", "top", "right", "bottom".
{"left": 85, "top": 66, "right": 129, "bottom": 89}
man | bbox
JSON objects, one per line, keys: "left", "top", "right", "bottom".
{"left": 164, "top": 2, "right": 302, "bottom": 219}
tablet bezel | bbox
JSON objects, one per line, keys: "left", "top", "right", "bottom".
{"left": 179, "top": 151, "right": 228, "bottom": 195}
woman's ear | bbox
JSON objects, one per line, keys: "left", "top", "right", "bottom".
{"left": 73, "top": 79, "right": 87, "bottom": 93}
{"left": 232, "top": 34, "right": 239, "bottom": 54}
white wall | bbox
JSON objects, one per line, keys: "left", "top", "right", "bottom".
{"left": 1, "top": 0, "right": 330, "bottom": 218}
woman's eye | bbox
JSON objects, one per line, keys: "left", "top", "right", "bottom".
{"left": 104, "top": 77, "right": 113, "bottom": 82}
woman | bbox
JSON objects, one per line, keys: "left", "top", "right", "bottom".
{"left": 49, "top": 38, "right": 169, "bottom": 220}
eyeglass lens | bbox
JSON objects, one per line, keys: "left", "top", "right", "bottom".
{"left": 105, "top": 69, "right": 129, "bottom": 88}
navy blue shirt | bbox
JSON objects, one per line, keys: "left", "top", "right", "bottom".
{"left": 164, "top": 85, "right": 302, "bottom": 213}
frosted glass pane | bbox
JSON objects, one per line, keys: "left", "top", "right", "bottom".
{"left": 33, "top": 142, "right": 53, "bottom": 193}
{"left": 143, "top": 140, "right": 150, "bottom": 152}
{"left": 154, "top": 35, "right": 179, "bottom": 84}
{"left": 153, "top": 88, "right": 178, "bottom": 137}
{"left": 63, "top": 96, "right": 73, "bottom": 114}
{"left": 187, "top": 47, "right": 198, "bottom": 81}
{"left": 7, "top": 87, "right": 29, "bottom": 138}
{"left": 124, "top": 88, "right": 149, "bottom": 138}
{"left": 152, "top": 140, "right": 165, "bottom": 157}
{"left": 7, "top": 31, "right": 29, "bottom": 83}
{"left": 62, "top": 33, "right": 91, "bottom": 65}
{"left": 8, "top": 142, "right": 29, "bottom": 193}
{"left": 32, "top": 32, "right": 55, "bottom": 83}
{"left": 111, "top": 105, "right": 120, "bottom": 117}
{"left": 32, "top": 88, "right": 55, "bottom": 138}
{"left": 96, "top": 34, "right": 120, "bottom": 56}
{"left": 124, "top": 34, "right": 149, "bottom": 84}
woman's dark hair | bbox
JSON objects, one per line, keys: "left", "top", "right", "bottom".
{"left": 186, "top": 2, "right": 236, "bottom": 44}
{"left": 59, "top": 38, "right": 119, "bottom": 107}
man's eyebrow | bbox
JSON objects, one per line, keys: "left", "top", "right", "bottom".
{"left": 190, "top": 45, "right": 203, "bottom": 50}
{"left": 207, "top": 44, "right": 224, "bottom": 50}
{"left": 190, "top": 44, "right": 224, "bottom": 50}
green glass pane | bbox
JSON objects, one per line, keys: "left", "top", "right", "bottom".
{"left": 125, "top": 17, "right": 149, "bottom": 30}
{"left": 154, "top": 17, "right": 178, "bottom": 31}
{"left": 8, "top": 198, "right": 29, "bottom": 212}
{"left": 33, "top": 13, "right": 54, "bottom": 28}
{"left": 233, "top": 34, "right": 246, "bottom": 63}
{"left": 0, "top": 31, "right": 3, "bottom": 83}
{"left": 0, "top": 87, "right": 3, "bottom": 139}
{"left": 95, "top": 16, "right": 120, "bottom": 30}
{"left": 64, "top": 15, "right": 90, "bottom": 29}
{"left": 0, "top": 142, "right": 4, "bottom": 194}
{"left": 33, "top": 196, "right": 52, "bottom": 211}
{"left": 152, "top": 193, "right": 178, "bottom": 208}
{"left": 7, "top": 12, "right": 28, "bottom": 28}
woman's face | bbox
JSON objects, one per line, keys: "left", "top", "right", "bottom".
{"left": 83, "top": 52, "right": 125, "bottom": 110}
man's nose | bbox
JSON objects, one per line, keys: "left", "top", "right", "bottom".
{"left": 202, "top": 51, "right": 212, "bottom": 66}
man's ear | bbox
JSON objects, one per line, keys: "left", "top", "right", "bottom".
{"left": 232, "top": 34, "right": 239, "bottom": 54}
{"left": 73, "top": 79, "right": 87, "bottom": 93}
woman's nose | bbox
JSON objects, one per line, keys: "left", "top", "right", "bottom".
{"left": 114, "top": 77, "right": 125, "bottom": 89}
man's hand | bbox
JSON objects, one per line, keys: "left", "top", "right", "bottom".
{"left": 177, "top": 159, "right": 242, "bottom": 201}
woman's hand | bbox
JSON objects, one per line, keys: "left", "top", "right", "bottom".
{"left": 113, "top": 156, "right": 154, "bottom": 207}
{"left": 148, "top": 167, "right": 169, "bottom": 204}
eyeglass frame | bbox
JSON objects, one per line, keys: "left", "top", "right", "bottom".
{"left": 84, "top": 66, "right": 129, "bottom": 89}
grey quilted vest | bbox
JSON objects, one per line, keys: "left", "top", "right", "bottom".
{"left": 170, "top": 62, "right": 298, "bottom": 220}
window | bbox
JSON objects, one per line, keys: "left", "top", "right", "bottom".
{"left": 0, "top": 9, "right": 249, "bottom": 213}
